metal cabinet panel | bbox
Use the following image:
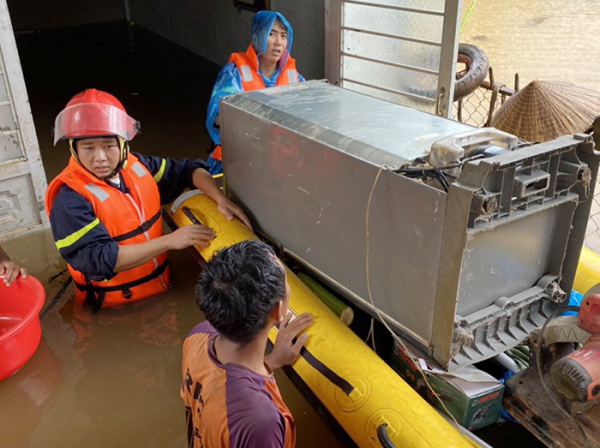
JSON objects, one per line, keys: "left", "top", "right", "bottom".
{"left": 222, "top": 81, "right": 597, "bottom": 368}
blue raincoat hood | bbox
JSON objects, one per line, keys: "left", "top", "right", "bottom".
{"left": 251, "top": 11, "right": 294, "bottom": 67}
{"left": 204, "top": 9, "right": 304, "bottom": 164}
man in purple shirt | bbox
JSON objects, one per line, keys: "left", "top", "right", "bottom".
{"left": 181, "top": 240, "right": 312, "bottom": 447}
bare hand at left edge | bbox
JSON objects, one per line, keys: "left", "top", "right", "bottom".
{"left": 216, "top": 198, "right": 252, "bottom": 229}
{"left": 266, "top": 312, "right": 313, "bottom": 371}
{"left": 0, "top": 260, "right": 27, "bottom": 287}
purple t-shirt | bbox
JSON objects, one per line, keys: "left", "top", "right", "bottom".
{"left": 181, "top": 321, "right": 296, "bottom": 448}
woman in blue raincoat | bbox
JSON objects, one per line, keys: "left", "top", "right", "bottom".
{"left": 205, "top": 10, "right": 305, "bottom": 175}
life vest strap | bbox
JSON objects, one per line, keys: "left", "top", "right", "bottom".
{"left": 75, "top": 259, "right": 170, "bottom": 313}
{"left": 113, "top": 210, "right": 162, "bottom": 242}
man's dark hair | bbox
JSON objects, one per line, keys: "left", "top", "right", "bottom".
{"left": 197, "top": 240, "right": 286, "bottom": 344}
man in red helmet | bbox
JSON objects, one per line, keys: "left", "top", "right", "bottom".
{"left": 45, "top": 89, "right": 251, "bottom": 313}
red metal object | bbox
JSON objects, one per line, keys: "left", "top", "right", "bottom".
{"left": 0, "top": 275, "right": 45, "bottom": 381}
{"left": 578, "top": 294, "right": 600, "bottom": 334}
{"left": 550, "top": 294, "right": 600, "bottom": 401}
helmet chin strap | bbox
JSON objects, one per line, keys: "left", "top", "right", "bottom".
{"left": 104, "top": 159, "right": 125, "bottom": 180}
{"left": 68, "top": 138, "right": 81, "bottom": 164}
{"left": 68, "top": 136, "right": 129, "bottom": 180}
{"left": 105, "top": 137, "right": 129, "bottom": 179}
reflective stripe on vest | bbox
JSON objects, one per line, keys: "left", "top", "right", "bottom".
{"left": 287, "top": 69, "right": 298, "bottom": 84}
{"left": 240, "top": 65, "right": 253, "bottom": 83}
{"left": 131, "top": 161, "right": 148, "bottom": 178}
{"left": 84, "top": 183, "right": 109, "bottom": 202}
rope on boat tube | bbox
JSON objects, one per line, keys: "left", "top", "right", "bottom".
{"left": 365, "top": 165, "right": 465, "bottom": 435}
{"left": 365, "top": 317, "right": 377, "bottom": 352}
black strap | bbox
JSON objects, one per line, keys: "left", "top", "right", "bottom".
{"left": 377, "top": 423, "right": 397, "bottom": 448}
{"left": 182, "top": 206, "right": 203, "bottom": 226}
{"left": 86, "top": 289, "right": 105, "bottom": 314}
{"left": 75, "top": 259, "right": 169, "bottom": 313}
{"left": 299, "top": 346, "right": 354, "bottom": 395}
{"left": 113, "top": 211, "right": 162, "bottom": 242}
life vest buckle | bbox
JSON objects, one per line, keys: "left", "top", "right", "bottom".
{"left": 140, "top": 221, "right": 152, "bottom": 233}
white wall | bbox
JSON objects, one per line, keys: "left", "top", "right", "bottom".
{"left": 128, "top": 0, "right": 325, "bottom": 80}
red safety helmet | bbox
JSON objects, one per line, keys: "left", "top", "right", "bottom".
{"left": 54, "top": 89, "right": 140, "bottom": 145}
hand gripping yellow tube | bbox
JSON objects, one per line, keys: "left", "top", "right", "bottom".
{"left": 169, "top": 192, "right": 475, "bottom": 448}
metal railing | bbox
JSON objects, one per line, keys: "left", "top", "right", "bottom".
{"left": 452, "top": 68, "right": 517, "bottom": 128}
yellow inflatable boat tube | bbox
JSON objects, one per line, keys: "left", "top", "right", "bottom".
{"left": 168, "top": 192, "right": 475, "bottom": 448}
{"left": 575, "top": 247, "right": 600, "bottom": 295}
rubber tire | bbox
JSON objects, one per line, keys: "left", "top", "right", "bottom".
{"left": 453, "top": 43, "right": 489, "bottom": 101}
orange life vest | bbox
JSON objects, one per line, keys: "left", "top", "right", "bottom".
{"left": 210, "top": 45, "right": 299, "bottom": 162}
{"left": 45, "top": 154, "right": 170, "bottom": 311}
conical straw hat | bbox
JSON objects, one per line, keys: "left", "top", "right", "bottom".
{"left": 491, "top": 80, "right": 600, "bottom": 142}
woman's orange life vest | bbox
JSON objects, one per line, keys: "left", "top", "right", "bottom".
{"left": 210, "top": 44, "right": 299, "bottom": 162}
{"left": 45, "top": 153, "right": 170, "bottom": 311}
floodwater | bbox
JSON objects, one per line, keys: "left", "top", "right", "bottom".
{"left": 460, "top": 0, "right": 600, "bottom": 94}
{"left": 0, "top": 230, "right": 342, "bottom": 448}
{"left": 0, "top": 23, "right": 342, "bottom": 448}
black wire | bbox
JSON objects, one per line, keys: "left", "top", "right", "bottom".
{"left": 428, "top": 170, "right": 448, "bottom": 192}
{"left": 515, "top": 141, "right": 535, "bottom": 149}
{"left": 393, "top": 163, "right": 462, "bottom": 174}
{"left": 394, "top": 161, "right": 463, "bottom": 192}
{"left": 437, "top": 170, "right": 451, "bottom": 190}
{"left": 424, "top": 169, "right": 451, "bottom": 192}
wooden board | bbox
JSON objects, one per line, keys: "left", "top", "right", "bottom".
{"left": 503, "top": 368, "right": 600, "bottom": 448}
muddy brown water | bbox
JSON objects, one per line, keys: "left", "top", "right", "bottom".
{"left": 0, "top": 22, "right": 342, "bottom": 448}
{"left": 2, "top": 5, "right": 597, "bottom": 445}
{"left": 460, "top": 0, "right": 600, "bottom": 93}
{"left": 0, "top": 230, "right": 342, "bottom": 448}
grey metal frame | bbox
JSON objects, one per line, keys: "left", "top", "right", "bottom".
{"left": 221, "top": 81, "right": 598, "bottom": 368}
{"left": 431, "top": 136, "right": 597, "bottom": 366}
{"left": 324, "top": 0, "right": 463, "bottom": 118}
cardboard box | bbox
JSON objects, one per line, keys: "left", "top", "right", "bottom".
{"left": 390, "top": 342, "right": 504, "bottom": 431}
